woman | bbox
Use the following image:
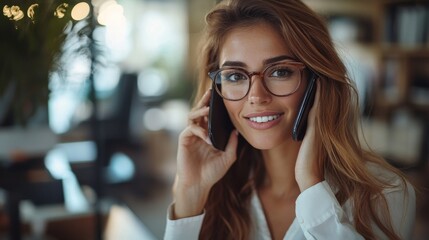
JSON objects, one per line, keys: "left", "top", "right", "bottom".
{"left": 164, "top": 0, "right": 415, "bottom": 239}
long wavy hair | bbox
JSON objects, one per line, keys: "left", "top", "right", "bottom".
{"left": 192, "top": 0, "right": 410, "bottom": 239}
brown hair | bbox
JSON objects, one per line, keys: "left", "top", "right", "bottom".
{"left": 194, "top": 0, "right": 410, "bottom": 239}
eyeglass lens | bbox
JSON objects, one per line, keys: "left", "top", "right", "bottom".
{"left": 213, "top": 63, "right": 302, "bottom": 100}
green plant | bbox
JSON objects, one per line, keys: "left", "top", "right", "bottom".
{"left": 0, "top": 0, "right": 92, "bottom": 125}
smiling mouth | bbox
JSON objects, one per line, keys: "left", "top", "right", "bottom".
{"left": 248, "top": 114, "right": 281, "bottom": 123}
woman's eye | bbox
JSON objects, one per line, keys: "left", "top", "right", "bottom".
{"left": 270, "top": 68, "right": 293, "bottom": 78}
{"left": 223, "top": 72, "right": 247, "bottom": 82}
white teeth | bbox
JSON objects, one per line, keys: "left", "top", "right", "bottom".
{"left": 249, "top": 115, "right": 279, "bottom": 123}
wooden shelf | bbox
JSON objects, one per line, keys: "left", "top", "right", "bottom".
{"left": 381, "top": 45, "right": 429, "bottom": 56}
{"left": 303, "top": 0, "right": 378, "bottom": 17}
{"left": 381, "top": 0, "right": 429, "bottom": 5}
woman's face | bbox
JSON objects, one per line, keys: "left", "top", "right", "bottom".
{"left": 218, "top": 22, "right": 308, "bottom": 150}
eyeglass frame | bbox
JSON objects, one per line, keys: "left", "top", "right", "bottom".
{"left": 208, "top": 60, "right": 306, "bottom": 101}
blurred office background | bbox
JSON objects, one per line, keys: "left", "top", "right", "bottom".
{"left": 0, "top": 0, "right": 427, "bottom": 239}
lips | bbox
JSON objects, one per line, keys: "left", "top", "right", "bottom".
{"left": 244, "top": 112, "right": 283, "bottom": 130}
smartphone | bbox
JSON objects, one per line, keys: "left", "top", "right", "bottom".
{"left": 208, "top": 84, "right": 234, "bottom": 151}
{"left": 292, "top": 71, "right": 317, "bottom": 141}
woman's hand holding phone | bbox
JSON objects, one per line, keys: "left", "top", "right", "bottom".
{"left": 294, "top": 81, "right": 325, "bottom": 192}
{"left": 173, "top": 89, "right": 238, "bottom": 219}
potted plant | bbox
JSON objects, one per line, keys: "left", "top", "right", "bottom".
{"left": 0, "top": 0, "right": 92, "bottom": 126}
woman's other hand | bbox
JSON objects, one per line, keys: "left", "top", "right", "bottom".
{"left": 295, "top": 81, "right": 324, "bottom": 192}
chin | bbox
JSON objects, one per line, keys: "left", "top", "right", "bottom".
{"left": 249, "top": 143, "right": 274, "bottom": 150}
{"left": 244, "top": 134, "right": 290, "bottom": 150}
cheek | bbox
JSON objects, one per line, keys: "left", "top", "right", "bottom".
{"left": 282, "top": 79, "right": 308, "bottom": 115}
{"left": 288, "top": 81, "right": 309, "bottom": 114}
{"left": 281, "top": 96, "right": 304, "bottom": 127}
{"left": 289, "top": 93, "right": 305, "bottom": 112}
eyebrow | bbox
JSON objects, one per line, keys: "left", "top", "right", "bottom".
{"left": 220, "top": 55, "right": 297, "bottom": 68}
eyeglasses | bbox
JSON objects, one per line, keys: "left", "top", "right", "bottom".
{"left": 208, "top": 60, "right": 305, "bottom": 101}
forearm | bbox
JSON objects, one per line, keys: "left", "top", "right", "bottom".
{"left": 172, "top": 184, "right": 211, "bottom": 219}
{"left": 165, "top": 185, "right": 209, "bottom": 240}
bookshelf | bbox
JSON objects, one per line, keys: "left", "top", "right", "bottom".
{"left": 304, "top": 0, "right": 429, "bottom": 117}
{"left": 380, "top": 0, "right": 429, "bottom": 118}
{"left": 304, "top": 0, "right": 429, "bottom": 166}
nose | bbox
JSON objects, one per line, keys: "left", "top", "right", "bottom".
{"left": 248, "top": 76, "right": 272, "bottom": 105}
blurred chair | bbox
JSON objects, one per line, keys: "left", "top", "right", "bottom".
{"left": 70, "top": 73, "right": 141, "bottom": 188}
{"left": 0, "top": 100, "right": 61, "bottom": 240}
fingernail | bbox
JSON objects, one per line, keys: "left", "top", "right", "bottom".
{"left": 205, "top": 137, "right": 212, "bottom": 145}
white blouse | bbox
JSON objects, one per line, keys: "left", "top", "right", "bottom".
{"left": 164, "top": 165, "right": 415, "bottom": 240}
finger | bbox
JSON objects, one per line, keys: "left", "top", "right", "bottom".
{"left": 188, "top": 106, "right": 210, "bottom": 122}
{"left": 194, "top": 88, "right": 212, "bottom": 109}
{"left": 223, "top": 130, "right": 238, "bottom": 165}
{"left": 180, "top": 125, "right": 211, "bottom": 146}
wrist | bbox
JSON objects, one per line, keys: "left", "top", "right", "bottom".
{"left": 172, "top": 185, "right": 211, "bottom": 219}
{"left": 297, "top": 176, "right": 323, "bottom": 192}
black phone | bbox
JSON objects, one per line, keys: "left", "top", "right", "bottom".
{"left": 292, "top": 71, "right": 317, "bottom": 141}
{"left": 208, "top": 84, "right": 234, "bottom": 151}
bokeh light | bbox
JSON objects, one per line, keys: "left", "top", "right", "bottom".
{"left": 71, "top": 2, "right": 90, "bottom": 21}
